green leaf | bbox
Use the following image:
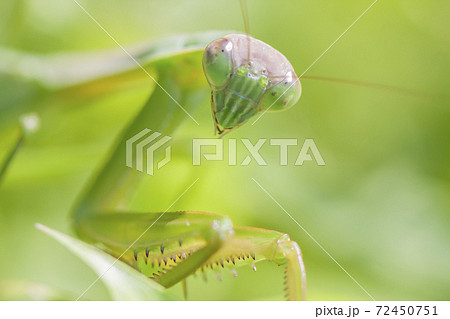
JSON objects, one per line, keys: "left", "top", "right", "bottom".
{"left": 35, "top": 223, "right": 177, "bottom": 301}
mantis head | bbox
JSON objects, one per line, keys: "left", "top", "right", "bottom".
{"left": 203, "top": 34, "right": 301, "bottom": 136}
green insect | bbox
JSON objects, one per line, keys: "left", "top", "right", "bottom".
{"left": 203, "top": 0, "right": 301, "bottom": 137}
{"left": 1, "top": 0, "right": 430, "bottom": 302}
{"left": 203, "top": 35, "right": 301, "bottom": 136}
{"left": 203, "top": 34, "right": 301, "bottom": 136}
{"left": 70, "top": 18, "right": 307, "bottom": 299}
{"left": 0, "top": 1, "right": 306, "bottom": 301}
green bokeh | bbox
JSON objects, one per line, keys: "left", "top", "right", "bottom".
{"left": 0, "top": 0, "right": 449, "bottom": 300}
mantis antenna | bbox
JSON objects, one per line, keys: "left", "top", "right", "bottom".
{"left": 239, "top": 0, "right": 252, "bottom": 64}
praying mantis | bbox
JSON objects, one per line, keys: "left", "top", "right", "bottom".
{"left": 71, "top": 0, "right": 308, "bottom": 301}
{"left": 0, "top": 28, "right": 307, "bottom": 300}
{"left": 72, "top": 38, "right": 307, "bottom": 301}
{"left": 1, "top": 0, "right": 415, "bottom": 301}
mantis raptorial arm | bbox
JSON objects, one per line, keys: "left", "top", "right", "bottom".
{"left": 71, "top": 42, "right": 307, "bottom": 300}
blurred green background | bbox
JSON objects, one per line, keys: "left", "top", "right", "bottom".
{"left": 0, "top": 0, "right": 449, "bottom": 300}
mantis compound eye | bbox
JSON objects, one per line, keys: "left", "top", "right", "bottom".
{"left": 259, "top": 71, "right": 302, "bottom": 112}
{"left": 202, "top": 38, "right": 234, "bottom": 88}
